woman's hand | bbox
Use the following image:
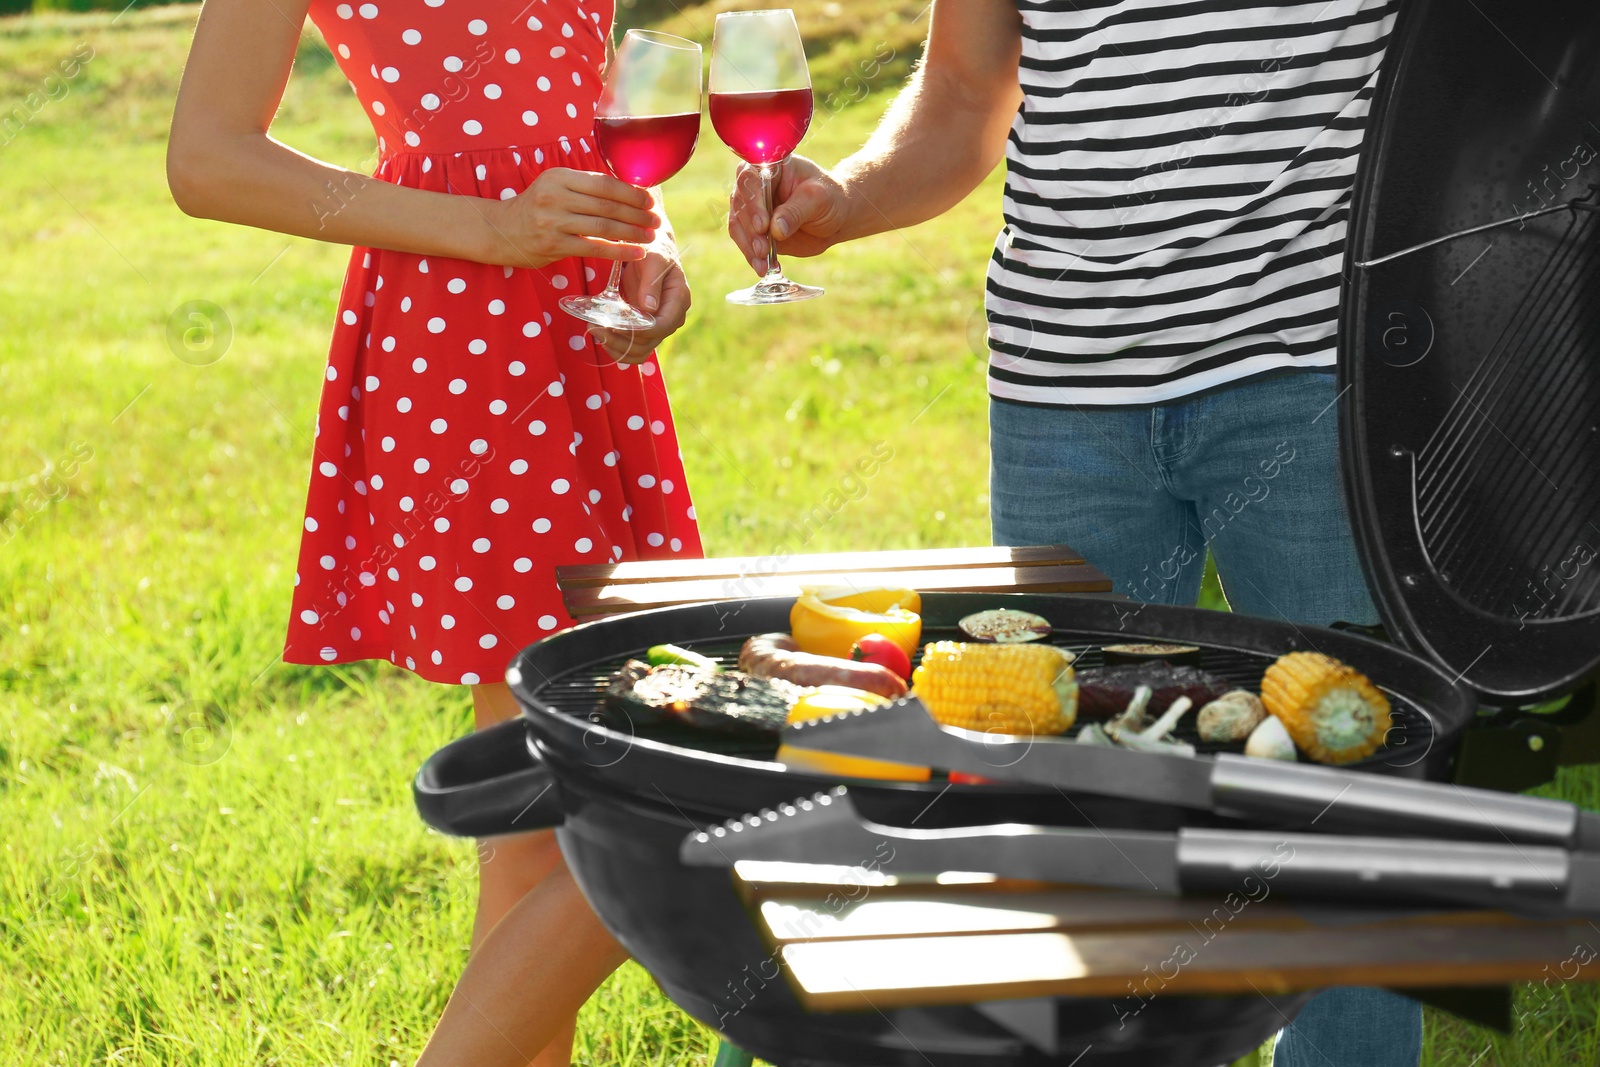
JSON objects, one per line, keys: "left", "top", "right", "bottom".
{"left": 484, "top": 168, "right": 661, "bottom": 270}
{"left": 588, "top": 240, "right": 691, "bottom": 366}
{"left": 727, "top": 155, "right": 849, "bottom": 273}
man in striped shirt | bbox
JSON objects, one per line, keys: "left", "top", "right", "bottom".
{"left": 728, "top": 1, "right": 1415, "bottom": 1064}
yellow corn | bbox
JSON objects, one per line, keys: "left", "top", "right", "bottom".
{"left": 1261, "top": 651, "right": 1392, "bottom": 765}
{"left": 911, "top": 641, "right": 1077, "bottom": 737}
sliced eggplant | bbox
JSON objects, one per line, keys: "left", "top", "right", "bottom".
{"left": 957, "top": 608, "right": 1052, "bottom": 643}
{"left": 1102, "top": 642, "right": 1202, "bottom": 667}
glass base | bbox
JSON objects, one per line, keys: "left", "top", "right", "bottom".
{"left": 725, "top": 275, "right": 824, "bottom": 306}
{"left": 559, "top": 293, "right": 656, "bottom": 330}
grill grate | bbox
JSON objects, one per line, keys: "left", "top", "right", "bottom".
{"left": 1415, "top": 207, "right": 1600, "bottom": 621}
{"left": 528, "top": 629, "right": 1430, "bottom": 766}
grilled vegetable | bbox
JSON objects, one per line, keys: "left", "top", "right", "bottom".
{"left": 1197, "top": 690, "right": 1267, "bottom": 742}
{"left": 646, "top": 643, "right": 719, "bottom": 671}
{"left": 603, "top": 660, "right": 801, "bottom": 737}
{"left": 789, "top": 586, "right": 922, "bottom": 660}
{"left": 1244, "top": 714, "right": 1297, "bottom": 761}
{"left": 786, "top": 685, "right": 892, "bottom": 722}
{"left": 777, "top": 686, "right": 929, "bottom": 781}
{"left": 957, "top": 609, "right": 1052, "bottom": 643}
{"left": 911, "top": 641, "right": 1077, "bottom": 737}
{"left": 1261, "top": 652, "right": 1392, "bottom": 765}
{"left": 1100, "top": 687, "right": 1196, "bottom": 755}
{"left": 1140, "top": 695, "right": 1193, "bottom": 742}
{"left": 1102, "top": 642, "right": 1201, "bottom": 667}
{"left": 740, "top": 633, "right": 907, "bottom": 699}
{"left": 1077, "top": 664, "right": 1231, "bottom": 720}
{"left": 850, "top": 633, "right": 911, "bottom": 681}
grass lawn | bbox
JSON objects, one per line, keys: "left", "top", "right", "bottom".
{"left": 2, "top": 4, "right": 1597, "bottom": 1066}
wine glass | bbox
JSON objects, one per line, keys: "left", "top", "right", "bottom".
{"left": 710, "top": 9, "right": 822, "bottom": 305}
{"left": 560, "top": 29, "right": 702, "bottom": 331}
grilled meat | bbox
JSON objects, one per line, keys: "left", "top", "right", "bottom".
{"left": 1077, "top": 664, "right": 1230, "bottom": 721}
{"left": 602, "top": 659, "right": 803, "bottom": 738}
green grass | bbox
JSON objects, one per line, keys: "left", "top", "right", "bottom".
{"left": 1, "top": 5, "right": 1596, "bottom": 1067}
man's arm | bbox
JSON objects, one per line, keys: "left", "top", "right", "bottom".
{"left": 727, "top": 0, "right": 1022, "bottom": 268}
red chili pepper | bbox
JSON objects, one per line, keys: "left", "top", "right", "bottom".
{"left": 850, "top": 632, "right": 911, "bottom": 682}
{"left": 948, "top": 771, "right": 998, "bottom": 785}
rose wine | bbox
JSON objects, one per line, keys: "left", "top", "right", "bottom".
{"left": 595, "top": 112, "right": 701, "bottom": 187}
{"left": 709, "top": 87, "right": 814, "bottom": 165}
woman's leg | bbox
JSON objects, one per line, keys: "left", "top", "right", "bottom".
{"left": 417, "top": 682, "right": 625, "bottom": 1067}
{"left": 469, "top": 683, "right": 565, "bottom": 951}
{"left": 417, "top": 861, "right": 631, "bottom": 1067}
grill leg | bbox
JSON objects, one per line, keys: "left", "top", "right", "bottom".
{"left": 712, "top": 1040, "right": 754, "bottom": 1067}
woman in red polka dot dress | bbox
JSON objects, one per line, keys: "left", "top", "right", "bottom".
{"left": 171, "top": 0, "right": 701, "bottom": 1062}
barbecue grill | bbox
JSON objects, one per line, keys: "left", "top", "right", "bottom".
{"left": 412, "top": 1, "right": 1600, "bottom": 1064}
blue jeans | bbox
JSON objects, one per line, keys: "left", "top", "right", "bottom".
{"left": 989, "top": 369, "right": 1422, "bottom": 1067}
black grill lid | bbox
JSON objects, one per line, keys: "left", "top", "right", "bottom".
{"left": 1339, "top": 0, "right": 1600, "bottom": 705}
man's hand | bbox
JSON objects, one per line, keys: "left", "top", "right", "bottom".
{"left": 727, "top": 156, "right": 849, "bottom": 274}
{"left": 588, "top": 242, "right": 691, "bottom": 365}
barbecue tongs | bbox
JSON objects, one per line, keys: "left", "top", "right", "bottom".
{"left": 676, "top": 696, "right": 1600, "bottom": 918}
{"left": 779, "top": 696, "right": 1600, "bottom": 851}
{"left": 680, "top": 786, "right": 1600, "bottom": 919}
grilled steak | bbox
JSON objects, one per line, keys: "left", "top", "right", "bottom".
{"left": 1077, "top": 664, "right": 1231, "bottom": 721}
{"left": 602, "top": 660, "right": 802, "bottom": 738}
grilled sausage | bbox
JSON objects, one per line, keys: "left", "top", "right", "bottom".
{"left": 738, "top": 633, "right": 907, "bottom": 699}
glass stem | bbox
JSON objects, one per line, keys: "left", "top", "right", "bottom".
{"left": 760, "top": 162, "right": 784, "bottom": 281}
{"left": 601, "top": 259, "right": 625, "bottom": 300}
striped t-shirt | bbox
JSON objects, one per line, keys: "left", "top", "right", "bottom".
{"left": 985, "top": 0, "right": 1397, "bottom": 406}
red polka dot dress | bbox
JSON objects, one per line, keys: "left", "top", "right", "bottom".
{"left": 284, "top": 0, "right": 703, "bottom": 685}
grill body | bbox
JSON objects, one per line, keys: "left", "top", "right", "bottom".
{"left": 430, "top": 592, "right": 1476, "bottom": 1067}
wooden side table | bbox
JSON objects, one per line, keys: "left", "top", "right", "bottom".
{"left": 556, "top": 544, "right": 1114, "bottom": 619}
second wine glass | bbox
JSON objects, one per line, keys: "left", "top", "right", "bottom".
{"left": 710, "top": 9, "right": 822, "bottom": 305}
{"left": 560, "top": 29, "right": 702, "bottom": 331}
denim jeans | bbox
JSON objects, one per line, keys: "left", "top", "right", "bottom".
{"left": 989, "top": 369, "right": 1422, "bottom": 1067}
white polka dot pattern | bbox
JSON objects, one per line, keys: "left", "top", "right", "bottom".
{"left": 308, "top": 0, "right": 607, "bottom": 157}
{"left": 286, "top": 0, "right": 702, "bottom": 687}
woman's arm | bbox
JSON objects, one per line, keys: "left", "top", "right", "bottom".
{"left": 167, "top": 0, "right": 659, "bottom": 269}
{"left": 726, "top": 0, "right": 1023, "bottom": 264}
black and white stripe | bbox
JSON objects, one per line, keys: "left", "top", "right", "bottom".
{"left": 985, "top": 0, "right": 1397, "bottom": 405}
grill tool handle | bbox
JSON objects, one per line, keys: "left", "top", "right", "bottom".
{"left": 414, "top": 718, "right": 565, "bottom": 837}
{"left": 1175, "top": 828, "right": 1571, "bottom": 910}
{"left": 1208, "top": 754, "right": 1600, "bottom": 851}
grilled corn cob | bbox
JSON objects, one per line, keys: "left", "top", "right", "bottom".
{"left": 911, "top": 641, "right": 1077, "bottom": 736}
{"left": 1260, "top": 651, "right": 1391, "bottom": 764}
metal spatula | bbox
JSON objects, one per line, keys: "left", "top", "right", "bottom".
{"left": 780, "top": 697, "right": 1600, "bottom": 850}
{"left": 680, "top": 787, "right": 1600, "bottom": 919}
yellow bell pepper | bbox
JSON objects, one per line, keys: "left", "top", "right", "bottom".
{"left": 777, "top": 686, "right": 930, "bottom": 782}
{"left": 789, "top": 585, "right": 922, "bottom": 661}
